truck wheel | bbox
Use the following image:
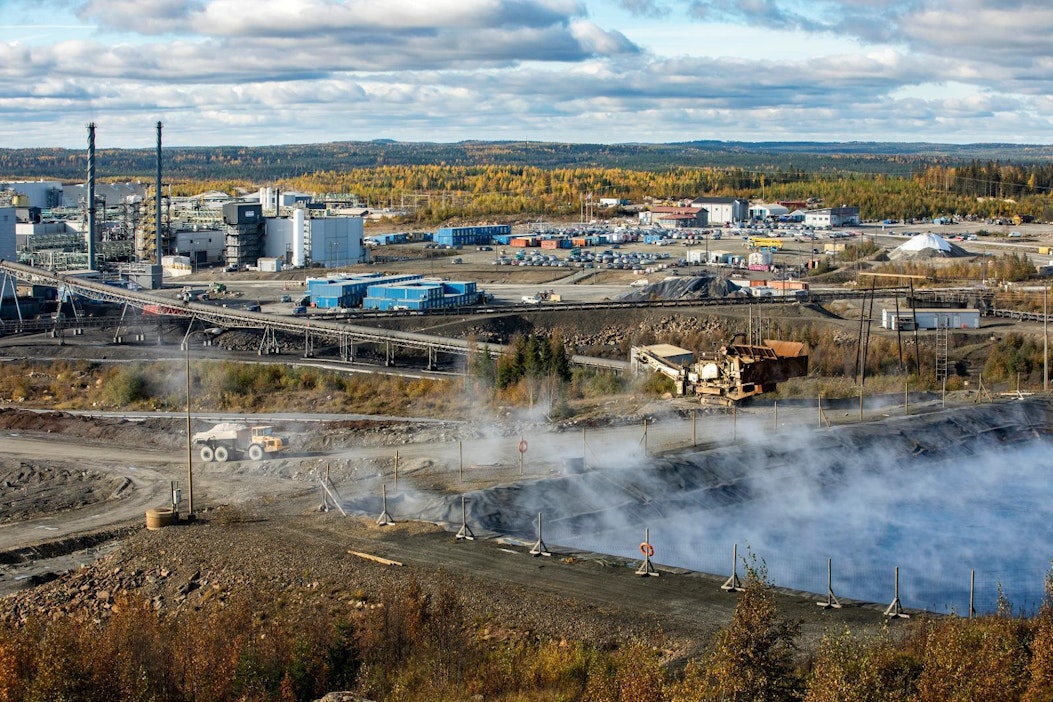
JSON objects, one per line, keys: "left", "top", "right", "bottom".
{"left": 214, "top": 446, "right": 229, "bottom": 462}
{"left": 199, "top": 446, "right": 214, "bottom": 462}
{"left": 247, "top": 444, "right": 264, "bottom": 461}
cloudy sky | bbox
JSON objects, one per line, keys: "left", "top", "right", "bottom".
{"left": 2, "top": 0, "right": 1052, "bottom": 148}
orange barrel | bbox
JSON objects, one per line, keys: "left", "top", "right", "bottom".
{"left": 145, "top": 507, "right": 177, "bottom": 530}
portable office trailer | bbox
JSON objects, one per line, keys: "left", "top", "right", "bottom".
{"left": 882, "top": 308, "right": 980, "bottom": 331}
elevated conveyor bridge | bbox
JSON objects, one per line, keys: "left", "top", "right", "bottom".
{"left": 0, "top": 260, "right": 629, "bottom": 372}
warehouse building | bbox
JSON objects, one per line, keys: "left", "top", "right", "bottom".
{"left": 690, "top": 197, "right": 749, "bottom": 225}
{"left": 434, "top": 224, "right": 511, "bottom": 248}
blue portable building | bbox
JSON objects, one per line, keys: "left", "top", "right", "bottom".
{"left": 362, "top": 279, "right": 480, "bottom": 311}
{"left": 307, "top": 273, "right": 422, "bottom": 308}
{"left": 434, "top": 224, "right": 512, "bottom": 248}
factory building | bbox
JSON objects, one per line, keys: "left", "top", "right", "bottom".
{"left": 264, "top": 210, "right": 365, "bottom": 268}
{"left": 223, "top": 203, "right": 265, "bottom": 268}
{"left": 434, "top": 224, "right": 511, "bottom": 248}
{"left": 690, "top": 197, "right": 749, "bottom": 225}
{"left": 222, "top": 203, "right": 365, "bottom": 270}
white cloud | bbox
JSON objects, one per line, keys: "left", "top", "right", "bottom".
{"left": 2, "top": 0, "right": 1053, "bottom": 146}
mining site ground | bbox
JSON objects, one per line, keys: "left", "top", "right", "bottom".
{"left": 4, "top": 233, "right": 1053, "bottom": 660}
{"left": 2, "top": 377, "right": 1048, "bottom": 661}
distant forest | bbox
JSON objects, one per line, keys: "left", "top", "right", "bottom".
{"left": 5, "top": 139, "right": 1053, "bottom": 223}
{"left": 4, "top": 139, "right": 1053, "bottom": 182}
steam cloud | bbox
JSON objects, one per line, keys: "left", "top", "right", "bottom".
{"left": 359, "top": 400, "right": 1053, "bottom": 615}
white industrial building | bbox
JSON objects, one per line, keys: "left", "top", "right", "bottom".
{"left": 805, "top": 206, "right": 861, "bottom": 228}
{"left": 263, "top": 210, "right": 366, "bottom": 268}
{"left": 690, "top": 197, "right": 749, "bottom": 225}
{"left": 881, "top": 308, "right": 981, "bottom": 331}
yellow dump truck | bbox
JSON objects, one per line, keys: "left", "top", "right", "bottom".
{"left": 192, "top": 423, "right": 287, "bottom": 462}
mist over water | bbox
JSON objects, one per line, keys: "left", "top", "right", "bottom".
{"left": 381, "top": 401, "right": 1049, "bottom": 617}
{"left": 546, "top": 437, "right": 1053, "bottom": 616}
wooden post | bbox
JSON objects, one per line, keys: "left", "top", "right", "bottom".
{"left": 458, "top": 441, "right": 463, "bottom": 482}
{"left": 394, "top": 450, "right": 399, "bottom": 492}
{"left": 692, "top": 410, "right": 696, "bottom": 447}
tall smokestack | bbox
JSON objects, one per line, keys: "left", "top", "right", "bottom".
{"left": 156, "top": 121, "right": 163, "bottom": 263}
{"left": 87, "top": 122, "right": 96, "bottom": 271}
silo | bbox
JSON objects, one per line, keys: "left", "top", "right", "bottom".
{"left": 292, "top": 208, "right": 305, "bottom": 267}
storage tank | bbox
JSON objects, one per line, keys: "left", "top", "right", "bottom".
{"left": 748, "top": 250, "right": 773, "bottom": 266}
{"left": 292, "top": 208, "right": 305, "bottom": 267}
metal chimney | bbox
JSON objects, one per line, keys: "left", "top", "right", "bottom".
{"left": 87, "top": 122, "right": 96, "bottom": 270}
{"left": 156, "top": 121, "right": 163, "bottom": 262}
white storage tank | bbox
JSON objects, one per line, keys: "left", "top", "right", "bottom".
{"left": 292, "top": 208, "right": 306, "bottom": 268}
{"left": 748, "top": 250, "right": 773, "bottom": 266}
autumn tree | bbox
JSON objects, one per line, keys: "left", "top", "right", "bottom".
{"left": 671, "top": 554, "right": 803, "bottom": 702}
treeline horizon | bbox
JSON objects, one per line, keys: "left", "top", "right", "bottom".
{"left": 4, "top": 138, "right": 1053, "bottom": 182}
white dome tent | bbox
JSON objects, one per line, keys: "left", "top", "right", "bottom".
{"left": 888, "top": 233, "right": 970, "bottom": 260}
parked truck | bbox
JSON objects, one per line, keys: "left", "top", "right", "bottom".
{"left": 192, "top": 422, "right": 287, "bottom": 462}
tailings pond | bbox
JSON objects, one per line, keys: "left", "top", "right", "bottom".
{"left": 363, "top": 399, "right": 1053, "bottom": 615}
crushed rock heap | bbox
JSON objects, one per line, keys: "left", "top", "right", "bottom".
{"left": 887, "top": 233, "right": 972, "bottom": 261}
{"left": 619, "top": 275, "right": 742, "bottom": 302}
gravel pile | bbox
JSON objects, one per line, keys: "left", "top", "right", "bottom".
{"left": 0, "top": 463, "right": 132, "bottom": 524}
{"left": 619, "top": 275, "right": 742, "bottom": 302}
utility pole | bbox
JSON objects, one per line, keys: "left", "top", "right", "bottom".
{"left": 185, "top": 342, "right": 194, "bottom": 516}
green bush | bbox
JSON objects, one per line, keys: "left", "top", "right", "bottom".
{"left": 102, "top": 368, "right": 152, "bottom": 407}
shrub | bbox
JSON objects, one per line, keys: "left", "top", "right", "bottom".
{"left": 102, "top": 367, "right": 152, "bottom": 407}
